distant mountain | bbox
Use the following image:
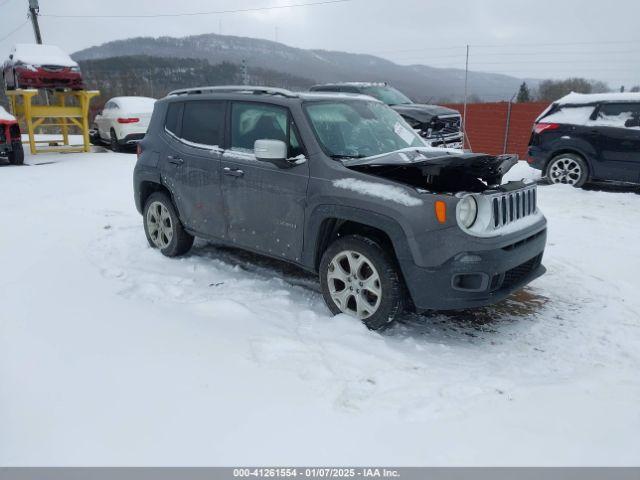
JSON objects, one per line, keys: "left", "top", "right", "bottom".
{"left": 78, "top": 55, "right": 315, "bottom": 106}
{"left": 73, "top": 33, "right": 529, "bottom": 102}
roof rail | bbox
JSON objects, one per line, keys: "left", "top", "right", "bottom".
{"left": 168, "top": 85, "right": 298, "bottom": 98}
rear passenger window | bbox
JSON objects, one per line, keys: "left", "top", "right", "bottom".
{"left": 180, "top": 101, "right": 225, "bottom": 146}
{"left": 596, "top": 103, "right": 640, "bottom": 129}
{"left": 165, "top": 102, "right": 181, "bottom": 136}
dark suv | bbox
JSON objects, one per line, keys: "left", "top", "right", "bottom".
{"left": 309, "top": 82, "right": 464, "bottom": 149}
{"left": 528, "top": 93, "right": 640, "bottom": 187}
{"left": 134, "top": 86, "right": 547, "bottom": 329}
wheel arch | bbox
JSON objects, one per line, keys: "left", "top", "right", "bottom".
{"left": 546, "top": 148, "right": 591, "bottom": 178}
{"left": 305, "top": 205, "right": 414, "bottom": 274}
{"left": 138, "top": 180, "right": 172, "bottom": 214}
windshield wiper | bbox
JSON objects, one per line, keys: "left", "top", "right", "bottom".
{"left": 330, "top": 154, "right": 368, "bottom": 160}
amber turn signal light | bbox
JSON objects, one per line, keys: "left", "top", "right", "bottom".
{"left": 435, "top": 201, "right": 447, "bottom": 224}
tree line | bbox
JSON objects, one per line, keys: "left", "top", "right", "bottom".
{"left": 516, "top": 78, "right": 640, "bottom": 103}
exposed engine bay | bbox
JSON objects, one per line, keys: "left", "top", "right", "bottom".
{"left": 343, "top": 149, "right": 519, "bottom": 193}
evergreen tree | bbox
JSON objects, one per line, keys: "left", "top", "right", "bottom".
{"left": 516, "top": 82, "right": 531, "bottom": 103}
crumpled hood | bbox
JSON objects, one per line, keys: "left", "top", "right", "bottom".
{"left": 391, "top": 104, "right": 460, "bottom": 123}
{"left": 343, "top": 148, "right": 519, "bottom": 192}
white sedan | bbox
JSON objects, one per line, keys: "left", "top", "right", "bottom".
{"left": 92, "top": 96, "right": 156, "bottom": 151}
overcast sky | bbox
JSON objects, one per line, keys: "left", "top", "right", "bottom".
{"left": 2, "top": 0, "right": 640, "bottom": 89}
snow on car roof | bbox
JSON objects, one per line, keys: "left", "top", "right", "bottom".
{"left": 11, "top": 43, "right": 78, "bottom": 68}
{"left": 111, "top": 97, "right": 157, "bottom": 112}
{"left": 299, "top": 91, "right": 382, "bottom": 102}
{"left": 555, "top": 91, "right": 640, "bottom": 105}
{"left": 0, "top": 106, "right": 16, "bottom": 122}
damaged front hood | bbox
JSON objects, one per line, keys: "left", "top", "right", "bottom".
{"left": 343, "top": 149, "right": 519, "bottom": 192}
{"left": 391, "top": 104, "right": 460, "bottom": 123}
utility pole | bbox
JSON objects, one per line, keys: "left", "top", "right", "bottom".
{"left": 462, "top": 44, "right": 469, "bottom": 150}
{"left": 28, "top": 0, "right": 43, "bottom": 44}
{"left": 241, "top": 59, "right": 249, "bottom": 86}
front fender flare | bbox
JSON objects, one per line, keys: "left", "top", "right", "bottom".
{"left": 303, "top": 204, "right": 415, "bottom": 273}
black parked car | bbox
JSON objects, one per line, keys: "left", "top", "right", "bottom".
{"left": 134, "top": 86, "right": 546, "bottom": 330}
{"left": 528, "top": 93, "right": 640, "bottom": 187}
{"left": 309, "top": 82, "right": 464, "bottom": 149}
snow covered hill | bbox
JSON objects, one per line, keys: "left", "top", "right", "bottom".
{"left": 72, "top": 33, "right": 528, "bottom": 102}
{"left": 0, "top": 146, "right": 639, "bottom": 465}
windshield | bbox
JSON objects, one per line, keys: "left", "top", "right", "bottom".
{"left": 304, "top": 100, "right": 425, "bottom": 159}
{"left": 362, "top": 86, "right": 412, "bottom": 106}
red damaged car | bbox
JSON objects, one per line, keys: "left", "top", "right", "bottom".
{"left": 0, "top": 107, "right": 24, "bottom": 165}
{"left": 2, "top": 43, "right": 84, "bottom": 90}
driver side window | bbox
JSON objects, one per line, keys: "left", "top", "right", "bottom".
{"left": 230, "top": 102, "right": 303, "bottom": 158}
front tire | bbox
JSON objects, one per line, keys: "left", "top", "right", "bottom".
{"left": 7, "top": 144, "right": 24, "bottom": 165}
{"left": 320, "top": 235, "right": 405, "bottom": 330}
{"left": 546, "top": 153, "right": 588, "bottom": 187}
{"left": 143, "top": 192, "right": 194, "bottom": 257}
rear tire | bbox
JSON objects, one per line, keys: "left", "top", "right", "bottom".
{"left": 89, "top": 126, "right": 102, "bottom": 146}
{"left": 7, "top": 144, "right": 24, "bottom": 165}
{"left": 546, "top": 153, "right": 589, "bottom": 187}
{"left": 320, "top": 234, "right": 406, "bottom": 331}
{"left": 143, "top": 192, "right": 194, "bottom": 257}
{"left": 110, "top": 128, "right": 122, "bottom": 152}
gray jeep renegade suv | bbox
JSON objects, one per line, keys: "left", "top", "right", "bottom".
{"left": 133, "top": 86, "right": 547, "bottom": 330}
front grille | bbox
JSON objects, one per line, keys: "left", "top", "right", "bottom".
{"left": 432, "top": 115, "right": 461, "bottom": 136}
{"left": 491, "top": 185, "right": 537, "bottom": 229}
{"left": 501, "top": 254, "right": 543, "bottom": 289}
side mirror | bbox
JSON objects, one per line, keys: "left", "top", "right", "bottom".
{"left": 254, "top": 139, "right": 290, "bottom": 168}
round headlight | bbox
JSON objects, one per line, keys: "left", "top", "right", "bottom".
{"left": 457, "top": 195, "right": 478, "bottom": 229}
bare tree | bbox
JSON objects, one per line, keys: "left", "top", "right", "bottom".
{"left": 537, "top": 78, "right": 611, "bottom": 101}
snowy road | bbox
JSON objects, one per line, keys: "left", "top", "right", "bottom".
{"left": 1, "top": 147, "right": 639, "bottom": 466}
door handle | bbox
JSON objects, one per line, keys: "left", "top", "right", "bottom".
{"left": 168, "top": 155, "right": 183, "bottom": 165}
{"left": 223, "top": 167, "right": 244, "bottom": 177}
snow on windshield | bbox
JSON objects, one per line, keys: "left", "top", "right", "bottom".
{"left": 333, "top": 178, "right": 423, "bottom": 207}
{"left": 305, "top": 100, "right": 424, "bottom": 158}
{"left": 11, "top": 44, "right": 78, "bottom": 67}
{"left": 0, "top": 106, "right": 16, "bottom": 122}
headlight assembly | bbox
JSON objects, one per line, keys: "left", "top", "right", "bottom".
{"left": 457, "top": 195, "right": 478, "bottom": 229}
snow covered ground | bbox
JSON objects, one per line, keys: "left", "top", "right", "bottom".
{"left": 1, "top": 143, "right": 639, "bottom": 466}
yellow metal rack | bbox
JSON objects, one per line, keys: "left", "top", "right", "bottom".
{"left": 6, "top": 89, "right": 100, "bottom": 154}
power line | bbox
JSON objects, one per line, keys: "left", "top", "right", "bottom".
{"left": 372, "top": 39, "right": 640, "bottom": 56}
{"left": 388, "top": 49, "right": 640, "bottom": 62}
{"left": 40, "top": 0, "right": 355, "bottom": 18}
{"left": 429, "top": 59, "right": 640, "bottom": 67}
{"left": 0, "top": 19, "right": 29, "bottom": 43}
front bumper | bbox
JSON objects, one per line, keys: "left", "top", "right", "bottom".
{"left": 16, "top": 70, "right": 84, "bottom": 90}
{"left": 0, "top": 140, "right": 22, "bottom": 156}
{"left": 403, "top": 225, "right": 547, "bottom": 311}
